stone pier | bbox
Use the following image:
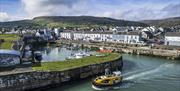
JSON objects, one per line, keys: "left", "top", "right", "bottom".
{"left": 0, "top": 56, "right": 123, "bottom": 91}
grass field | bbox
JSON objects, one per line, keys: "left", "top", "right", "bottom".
{"left": 32, "top": 53, "right": 121, "bottom": 71}
{"left": 0, "top": 34, "right": 20, "bottom": 49}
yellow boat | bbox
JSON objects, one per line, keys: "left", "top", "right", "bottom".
{"left": 92, "top": 71, "right": 123, "bottom": 88}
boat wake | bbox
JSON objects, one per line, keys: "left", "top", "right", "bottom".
{"left": 123, "top": 63, "right": 174, "bottom": 81}
{"left": 92, "top": 81, "right": 134, "bottom": 90}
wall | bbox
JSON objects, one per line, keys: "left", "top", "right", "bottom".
{"left": 0, "top": 57, "right": 122, "bottom": 91}
{"left": 121, "top": 48, "right": 180, "bottom": 60}
{"left": 0, "top": 55, "right": 20, "bottom": 67}
{"left": 165, "top": 36, "right": 180, "bottom": 46}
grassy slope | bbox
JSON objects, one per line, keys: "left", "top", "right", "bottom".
{"left": 0, "top": 34, "right": 19, "bottom": 49}
{"left": 0, "top": 16, "right": 148, "bottom": 28}
{"left": 32, "top": 53, "right": 121, "bottom": 71}
{"left": 140, "top": 17, "right": 180, "bottom": 28}
{"left": 33, "top": 16, "right": 148, "bottom": 28}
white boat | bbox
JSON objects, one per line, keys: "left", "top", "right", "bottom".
{"left": 74, "top": 52, "right": 90, "bottom": 59}
{"left": 66, "top": 52, "right": 91, "bottom": 59}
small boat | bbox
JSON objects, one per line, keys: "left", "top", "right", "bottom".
{"left": 92, "top": 71, "right": 123, "bottom": 89}
{"left": 73, "top": 52, "right": 90, "bottom": 59}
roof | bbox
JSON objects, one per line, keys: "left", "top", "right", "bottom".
{"left": 165, "top": 32, "right": 180, "bottom": 37}
{"left": 61, "top": 31, "right": 139, "bottom": 35}
{"left": 0, "top": 50, "right": 20, "bottom": 56}
{"left": 74, "top": 31, "right": 113, "bottom": 34}
{"left": 142, "top": 31, "right": 153, "bottom": 36}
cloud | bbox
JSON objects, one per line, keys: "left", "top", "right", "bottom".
{"left": 5, "top": 0, "right": 180, "bottom": 21}
{"left": 111, "top": 3, "right": 180, "bottom": 20}
{"left": 21, "top": 0, "right": 86, "bottom": 18}
{"left": 0, "top": 12, "right": 11, "bottom": 22}
{"left": 162, "top": 3, "right": 180, "bottom": 17}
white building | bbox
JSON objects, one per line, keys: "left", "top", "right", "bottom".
{"left": 165, "top": 32, "right": 180, "bottom": 46}
{"left": 113, "top": 32, "right": 140, "bottom": 44}
{"left": 60, "top": 31, "right": 142, "bottom": 44}
{"left": 60, "top": 32, "right": 72, "bottom": 39}
{"left": 61, "top": 31, "right": 113, "bottom": 42}
{"left": 54, "top": 28, "right": 60, "bottom": 37}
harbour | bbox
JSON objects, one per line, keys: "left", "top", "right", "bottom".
{"left": 0, "top": 0, "right": 180, "bottom": 91}
{"left": 44, "top": 54, "right": 180, "bottom": 91}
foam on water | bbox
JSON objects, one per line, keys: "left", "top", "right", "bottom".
{"left": 92, "top": 81, "right": 134, "bottom": 91}
{"left": 123, "top": 63, "right": 175, "bottom": 81}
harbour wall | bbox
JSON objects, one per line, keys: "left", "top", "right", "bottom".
{"left": 57, "top": 40, "right": 180, "bottom": 60}
{"left": 119, "top": 48, "right": 180, "bottom": 60}
{"left": 0, "top": 56, "right": 123, "bottom": 91}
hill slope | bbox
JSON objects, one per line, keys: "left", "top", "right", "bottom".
{"left": 0, "top": 20, "right": 40, "bottom": 29}
{"left": 33, "top": 16, "right": 148, "bottom": 27}
{"left": 0, "top": 16, "right": 148, "bottom": 28}
{"left": 141, "top": 17, "right": 180, "bottom": 28}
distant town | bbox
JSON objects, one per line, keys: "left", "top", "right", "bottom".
{"left": 1, "top": 25, "right": 180, "bottom": 47}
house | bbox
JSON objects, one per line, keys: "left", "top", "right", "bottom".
{"left": 60, "top": 31, "right": 143, "bottom": 44}
{"left": 125, "top": 32, "right": 141, "bottom": 44}
{"left": 0, "top": 50, "right": 20, "bottom": 67}
{"left": 165, "top": 32, "right": 180, "bottom": 46}
{"left": 73, "top": 31, "right": 113, "bottom": 42}
{"left": 35, "top": 30, "right": 48, "bottom": 41}
{"left": 112, "top": 34, "right": 125, "bottom": 43}
{"left": 54, "top": 28, "right": 60, "bottom": 37}
{"left": 140, "top": 31, "right": 153, "bottom": 40}
{"left": 112, "top": 32, "right": 141, "bottom": 44}
{"left": 60, "top": 32, "right": 72, "bottom": 39}
{"left": 35, "top": 29, "right": 59, "bottom": 41}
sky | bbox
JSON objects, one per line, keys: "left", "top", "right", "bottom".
{"left": 0, "top": 0, "right": 180, "bottom": 22}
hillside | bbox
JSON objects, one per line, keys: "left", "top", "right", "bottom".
{"left": 33, "top": 16, "right": 148, "bottom": 28}
{"left": 0, "top": 16, "right": 148, "bottom": 28}
{"left": 0, "top": 20, "right": 40, "bottom": 29}
{"left": 141, "top": 17, "right": 180, "bottom": 28}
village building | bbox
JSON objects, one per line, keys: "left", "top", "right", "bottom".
{"left": 165, "top": 32, "right": 180, "bottom": 46}
{"left": 60, "top": 31, "right": 143, "bottom": 44}
{"left": 112, "top": 32, "right": 141, "bottom": 44}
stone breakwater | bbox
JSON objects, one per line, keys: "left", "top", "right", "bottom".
{"left": 0, "top": 56, "right": 122, "bottom": 91}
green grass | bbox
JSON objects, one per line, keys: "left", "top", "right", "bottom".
{"left": 0, "top": 34, "right": 20, "bottom": 49}
{"left": 32, "top": 53, "right": 121, "bottom": 71}
{"left": 1, "top": 42, "right": 13, "bottom": 49}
